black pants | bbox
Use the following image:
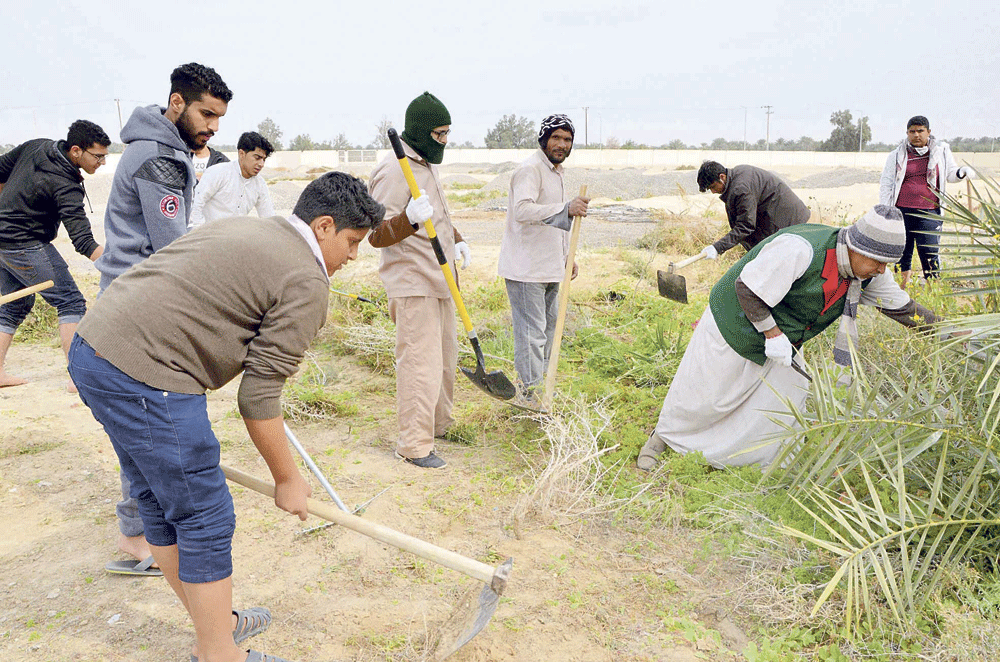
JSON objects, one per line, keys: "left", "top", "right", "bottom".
{"left": 897, "top": 207, "right": 941, "bottom": 278}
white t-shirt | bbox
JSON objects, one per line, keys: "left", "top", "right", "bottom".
{"left": 189, "top": 161, "right": 275, "bottom": 227}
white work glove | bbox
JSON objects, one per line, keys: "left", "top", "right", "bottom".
{"left": 455, "top": 241, "right": 471, "bottom": 269}
{"left": 405, "top": 190, "right": 434, "bottom": 225}
{"left": 701, "top": 245, "right": 718, "bottom": 260}
{"left": 764, "top": 333, "right": 793, "bottom": 367}
{"left": 958, "top": 166, "right": 974, "bottom": 180}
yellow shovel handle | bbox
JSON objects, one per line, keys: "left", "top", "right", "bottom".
{"left": 387, "top": 129, "right": 476, "bottom": 336}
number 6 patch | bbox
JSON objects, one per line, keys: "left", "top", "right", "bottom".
{"left": 159, "top": 194, "right": 180, "bottom": 219}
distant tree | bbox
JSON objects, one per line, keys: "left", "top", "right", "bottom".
{"left": 256, "top": 117, "right": 284, "bottom": 151}
{"left": 288, "top": 134, "right": 316, "bottom": 151}
{"left": 372, "top": 117, "right": 393, "bottom": 149}
{"left": 1, "top": 143, "right": 15, "bottom": 155}
{"left": 621, "top": 139, "right": 647, "bottom": 149}
{"left": 820, "top": 109, "right": 871, "bottom": 152}
{"left": 604, "top": 136, "right": 621, "bottom": 149}
{"left": 664, "top": 139, "right": 688, "bottom": 150}
{"left": 484, "top": 114, "right": 536, "bottom": 149}
{"left": 330, "top": 133, "right": 353, "bottom": 150}
{"left": 457, "top": 140, "right": 477, "bottom": 148}
{"left": 796, "top": 136, "right": 819, "bottom": 151}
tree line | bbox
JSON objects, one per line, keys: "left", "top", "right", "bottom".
{"left": 4, "top": 109, "right": 996, "bottom": 155}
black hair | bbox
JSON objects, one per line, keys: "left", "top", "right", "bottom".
{"left": 237, "top": 131, "right": 274, "bottom": 156}
{"left": 169, "top": 62, "right": 233, "bottom": 105}
{"left": 66, "top": 119, "right": 111, "bottom": 150}
{"left": 906, "top": 115, "right": 930, "bottom": 130}
{"left": 696, "top": 160, "right": 727, "bottom": 193}
{"left": 293, "top": 171, "right": 385, "bottom": 232}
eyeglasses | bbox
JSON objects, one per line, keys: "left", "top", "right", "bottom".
{"left": 85, "top": 150, "right": 108, "bottom": 163}
{"left": 431, "top": 129, "right": 451, "bottom": 143}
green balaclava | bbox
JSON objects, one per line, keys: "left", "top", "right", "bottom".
{"left": 401, "top": 91, "right": 451, "bottom": 165}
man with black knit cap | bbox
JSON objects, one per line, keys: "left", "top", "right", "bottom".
{"left": 637, "top": 206, "right": 938, "bottom": 471}
{"left": 368, "top": 91, "right": 468, "bottom": 469}
{"left": 498, "top": 114, "right": 590, "bottom": 405}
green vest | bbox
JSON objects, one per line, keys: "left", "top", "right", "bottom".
{"left": 709, "top": 225, "right": 858, "bottom": 365}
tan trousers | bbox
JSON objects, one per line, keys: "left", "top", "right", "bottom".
{"left": 388, "top": 296, "right": 457, "bottom": 458}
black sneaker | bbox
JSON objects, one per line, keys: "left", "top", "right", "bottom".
{"left": 394, "top": 451, "right": 447, "bottom": 469}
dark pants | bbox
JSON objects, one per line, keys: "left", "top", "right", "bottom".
{"left": 897, "top": 207, "right": 942, "bottom": 278}
{"left": 68, "top": 335, "right": 236, "bottom": 584}
{"left": 0, "top": 243, "right": 87, "bottom": 333}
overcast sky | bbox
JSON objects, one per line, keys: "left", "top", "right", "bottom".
{"left": 1, "top": 0, "right": 997, "bottom": 149}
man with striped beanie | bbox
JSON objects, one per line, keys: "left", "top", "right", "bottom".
{"left": 638, "top": 205, "right": 939, "bottom": 470}
{"left": 498, "top": 114, "right": 590, "bottom": 406}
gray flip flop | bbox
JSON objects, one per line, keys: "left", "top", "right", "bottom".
{"left": 190, "top": 607, "right": 273, "bottom": 662}
{"left": 105, "top": 556, "right": 162, "bottom": 577}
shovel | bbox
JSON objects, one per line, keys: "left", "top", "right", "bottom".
{"left": 222, "top": 463, "right": 512, "bottom": 659}
{"left": 656, "top": 253, "right": 707, "bottom": 304}
{"left": 0, "top": 280, "right": 54, "bottom": 305}
{"left": 387, "top": 128, "right": 516, "bottom": 401}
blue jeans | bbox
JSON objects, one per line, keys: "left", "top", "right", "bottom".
{"left": 505, "top": 280, "right": 559, "bottom": 392}
{"left": 67, "top": 335, "right": 236, "bottom": 584}
{"left": 897, "top": 207, "right": 942, "bottom": 278}
{"left": 0, "top": 243, "right": 87, "bottom": 334}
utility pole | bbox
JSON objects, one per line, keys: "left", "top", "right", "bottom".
{"left": 761, "top": 105, "right": 773, "bottom": 151}
{"left": 582, "top": 107, "right": 589, "bottom": 147}
{"left": 741, "top": 106, "right": 748, "bottom": 150}
{"left": 115, "top": 99, "right": 123, "bottom": 131}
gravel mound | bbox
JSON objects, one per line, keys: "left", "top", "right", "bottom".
{"left": 441, "top": 174, "right": 483, "bottom": 186}
{"left": 268, "top": 180, "right": 309, "bottom": 212}
{"left": 791, "top": 167, "right": 881, "bottom": 188}
{"left": 480, "top": 167, "right": 699, "bottom": 202}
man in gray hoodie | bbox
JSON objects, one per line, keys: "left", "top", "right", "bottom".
{"left": 95, "top": 62, "right": 232, "bottom": 575}
{"left": 95, "top": 62, "right": 232, "bottom": 292}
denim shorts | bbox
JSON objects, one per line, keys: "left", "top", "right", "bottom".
{"left": 0, "top": 243, "right": 87, "bottom": 333}
{"left": 67, "top": 335, "right": 236, "bottom": 584}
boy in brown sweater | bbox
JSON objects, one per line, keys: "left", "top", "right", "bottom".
{"left": 68, "top": 172, "right": 383, "bottom": 662}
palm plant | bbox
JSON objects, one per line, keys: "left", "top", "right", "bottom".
{"left": 760, "top": 172, "right": 1000, "bottom": 635}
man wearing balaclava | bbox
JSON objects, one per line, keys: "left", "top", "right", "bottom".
{"left": 879, "top": 115, "right": 973, "bottom": 288}
{"left": 367, "top": 92, "right": 468, "bottom": 469}
{"left": 497, "top": 114, "right": 590, "bottom": 406}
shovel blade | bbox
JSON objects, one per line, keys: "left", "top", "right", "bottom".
{"left": 657, "top": 269, "right": 688, "bottom": 304}
{"left": 460, "top": 365, "right": 517, "bottom": 400}
{"left": 431, "top": 558, "right": 513, "bottom": 661}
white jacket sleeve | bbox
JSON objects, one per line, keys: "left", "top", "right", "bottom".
{"left": 878, "top": 150, "right": 897, "bottom": 206}
{"left": 941, "top": 143, "right": 963, "bottom": 184}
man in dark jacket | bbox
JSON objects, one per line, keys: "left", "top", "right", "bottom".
{"left": 696, "top": 161, "right": 812, "bottom": 260}
{"left": 0, "top": 119, "right": 110, "bottom": 389}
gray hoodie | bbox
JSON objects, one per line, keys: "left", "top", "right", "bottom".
{"left": 95, "top": 105, "right": 195, "bottom": 291}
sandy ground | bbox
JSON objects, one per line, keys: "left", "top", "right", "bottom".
{"left": 0, "top": 160, "right": 950, "bottom": 661}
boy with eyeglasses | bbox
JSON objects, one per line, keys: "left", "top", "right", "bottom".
{"left": 0, "top": 119, "right": 110, "bottom": 389}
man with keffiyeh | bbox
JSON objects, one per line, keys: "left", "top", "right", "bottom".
{"left": 637, "top": 205, "right": 937, "bottom": 470}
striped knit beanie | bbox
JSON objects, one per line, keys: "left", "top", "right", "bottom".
{"left": 845, "top": 205, "right": 906, "bottom": 262}
{"left": 538, "top": 114, "right": 575, "bottom": 148}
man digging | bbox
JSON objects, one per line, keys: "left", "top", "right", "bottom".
{"left": 69, "top": 172, "right": 383, "bottom": 662}
{"left": 637, "top": 206, "right": 937, "bottom": 470}
{"left": 696, "top": 160, "right": 812, "bottom": 259}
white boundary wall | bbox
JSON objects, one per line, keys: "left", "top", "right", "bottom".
{"left": 95, "top": 149, "right": 1000, "bottom": 173}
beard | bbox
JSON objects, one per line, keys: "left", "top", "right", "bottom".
{"left": 176, "top": 106, "right": 212, "bottom": 150}
{"left": 544, "top": 144, "right": 571, "bottom": 165}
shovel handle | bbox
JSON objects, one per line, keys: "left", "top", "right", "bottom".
{"left": 670, "top": 253, "right": 706, "bottom": 272}
{"left": 542, "top": 185, "right": 587, "bottom": 411}
{"left": 0, "top": 280, "right": 54, "bottom": 306}
{"left": 387, "top": 129, "right": 478, "bottom": 340}
{"left": 222, "top": 463, "right": 503, "bottom": 589}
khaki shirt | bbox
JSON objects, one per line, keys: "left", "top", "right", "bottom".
{"left": 368, "top": 141, "right": 458, "bottom": 299}
{"left": 497, "top": 149, "right": 570, "bottom": 282}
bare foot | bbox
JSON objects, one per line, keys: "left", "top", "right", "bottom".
{"left": 898, "top": 270, "right": 911, "bottom": 289}
{"left": 0, "top": 372, "right": 27, "bottom": 388}
{"left": 67, "top": 378, "right": 78, "bottom": 394}
{"left": 118, "top": 533, "right": 158, "bottom": 567}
